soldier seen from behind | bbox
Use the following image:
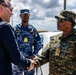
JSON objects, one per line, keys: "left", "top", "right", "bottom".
{"left": 0, "top": 0, "right": 35, "bottom": 75}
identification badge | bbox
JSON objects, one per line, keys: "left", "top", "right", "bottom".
{"left": 24, "top": 37, "right": 28, "bottom": 42}
{"left": 55, "top": 48, "right": 60, "bottom": 56}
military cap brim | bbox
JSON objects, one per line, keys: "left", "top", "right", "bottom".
{"left": 55, "top": 15, "right": 65, "bottom": 19}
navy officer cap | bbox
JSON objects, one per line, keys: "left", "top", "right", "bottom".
{"left": 20, "top": 9, "right": 30, "bottom": 15}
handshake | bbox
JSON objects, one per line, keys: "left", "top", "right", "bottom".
{"left": 27, "top": 55, "right": 41, "bottom": 71}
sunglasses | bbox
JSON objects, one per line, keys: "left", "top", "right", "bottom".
{"left": 57, "top": 18, "right": 68, "bottom": 23}
{"left": 0, "top": 3, "right": 13, "bottom": 12}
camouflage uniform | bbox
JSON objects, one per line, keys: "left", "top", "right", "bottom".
{"left": 37, "top": 29, "right": 76, "bottom": 75}
{"left": 12, "top": 24, "right": 42, "bottom": 75}
{"left": 35, "top": 10, "right": 76, "bottom": 75}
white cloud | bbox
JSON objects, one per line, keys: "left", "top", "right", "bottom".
{"left": 11, "top": 0, "right": 76, "bottom": 31}
{"left": 67, "top": 0, "right": 76, "bottom": 6}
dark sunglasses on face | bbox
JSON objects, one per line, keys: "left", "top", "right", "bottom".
{"left": 0, "top": 3, "right": 13, "bottom": 12}
{"left": 57, "top": 18, "right": 68, "bottom": 23}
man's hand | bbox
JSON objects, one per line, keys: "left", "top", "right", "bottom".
{"left": 29, "top": 55, "right": 35, "bottom": 59}
{"left": 27, "top": 59, "right": 35, "bottom": 71}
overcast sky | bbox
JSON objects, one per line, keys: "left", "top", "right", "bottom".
{"left": 10, "top": 0, "right": 76, "bottom": 31}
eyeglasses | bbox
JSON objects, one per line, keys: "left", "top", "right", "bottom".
{"left": 0, "top": 3, "right": 13, "bottom": 12}
{"left": 57, "top": 18, "right": 68, "bottom": 23}
{"left": 6, "top": 6, "right": 13, "bottom": 12}
{"left": 8, "top": 6, "right": 13, "bottom": 12}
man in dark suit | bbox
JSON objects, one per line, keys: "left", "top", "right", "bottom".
{"left": 0, "top": 0, "right": 35, "bottom": 75}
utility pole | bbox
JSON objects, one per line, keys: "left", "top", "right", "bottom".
{"left": 64, "top": 0, "right": 66, "bottom": 10}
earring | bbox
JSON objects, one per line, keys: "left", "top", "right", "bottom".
{"left": 68, "top": 26, "right": 70, "bottom": 27}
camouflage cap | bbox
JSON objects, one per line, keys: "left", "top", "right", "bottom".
{"left": 55, "top": 10, "right": 76, "bottom": 26}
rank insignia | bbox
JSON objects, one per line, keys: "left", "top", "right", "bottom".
{"left": 55, "top": 48, "right": 60, "bottom": 56}
{"left": 24, "top": 37, "right": 28, "bottom": 42}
